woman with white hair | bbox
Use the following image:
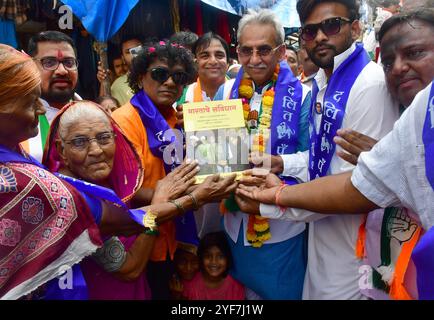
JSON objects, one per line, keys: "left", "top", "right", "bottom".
{"left": 43, "top": 100, "right": 238, "bottom": 299}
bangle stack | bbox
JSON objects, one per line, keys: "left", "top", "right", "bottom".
{"left": 169, "top": 199, "right": 185, "bottom": 215}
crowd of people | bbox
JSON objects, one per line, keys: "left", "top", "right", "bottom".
{"left": 0, "top": 0, "right": 433, "bottom": 301}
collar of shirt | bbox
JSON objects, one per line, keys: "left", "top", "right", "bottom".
{"left": 314, "top": 42, "right": 357, "bottom": 90}
{"left": 252, "top": 80, "right": 273, "bottom": 94}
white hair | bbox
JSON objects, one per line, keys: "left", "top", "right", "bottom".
{"left": 58, "top": 101, "right": 111, "bottom": 140}
{"left": 237, "top": 9, "right": 285, "bottom": 45}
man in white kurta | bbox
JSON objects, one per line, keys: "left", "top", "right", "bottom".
{"left": 258, "top": 0, "right": 399, "bottom": 299}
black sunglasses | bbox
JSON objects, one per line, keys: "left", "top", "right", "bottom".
{"left": 300, "top": 17, "right": 352, "bottom": 41}
{"left": 148, "top": 67, "right": 189, "bottom": 86}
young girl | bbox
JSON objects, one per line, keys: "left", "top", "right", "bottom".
{"left": 183, "top": 232, "right": 245, "bottom": 300}
{"left": 169, "top": 243, "right": 200, "bottom": 299}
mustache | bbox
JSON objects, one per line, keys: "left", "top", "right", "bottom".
{"left": 50, "top": 77, "right": 72, "bottom": 84}
{"left": 246, "top": 63, "right": 267, "bottom": 69}
{"left": 314, "top": 43, "right": 336, "bottom": 53}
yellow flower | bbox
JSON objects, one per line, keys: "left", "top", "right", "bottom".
{"left": 261, "top": 114, "right": 271, "bottom": 121}
{"left": 262, "top": 96, "right": 274, "bottom": 107}
{"left": 254, "top": 223, "right": 270, "bottom": 233}
{"left": 252, "top": 241, "right": 263, "bottom": 248}
{"left": 247, "top": 232, "right": 256, "bottom": 242}
{"left": 259, "top": 124, "right": 270, "bottom": 131}
{"left": 239, "top": 85, "right": 254, "bottom": 99}
{"left": 257, "top": 233, "right": 272, "bottom": 242}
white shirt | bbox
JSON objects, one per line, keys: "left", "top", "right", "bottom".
{"left": 261, "top": 43, "right": 399, "bottom": 299}
{"left": 224, "top": 80, "right": 312, "bottom": 246}
{"left": 184, "top": 79, "right": 236, "bottom": 103}
{"left": 25, "top": 94, "right": 82, "bottom": 162}
{"left": 352, "top": 82, "right": 434, "bottom": 230}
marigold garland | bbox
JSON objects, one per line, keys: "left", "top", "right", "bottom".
{"left": 238, "top": 64, "right": 280, "bottom": 248}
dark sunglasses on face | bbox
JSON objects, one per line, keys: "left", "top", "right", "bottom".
{"left": 300, "top": 17, "right": 352, "bottom": 41}
{"left": 148, "top": 67, "right": 189, "bottom": 86}
{"left": 237, "top": 44, "right": 282, "bottom": 58}
{"left": 35, "top": 57, "right": 79, "bottom": 71}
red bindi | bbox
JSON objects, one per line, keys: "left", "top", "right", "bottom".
{"left": 57, "top": 50, "right": 64, "bottom": 59}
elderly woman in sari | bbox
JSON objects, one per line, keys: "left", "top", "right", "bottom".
{"left": 0, "top": 44, "right": 235, "bottom": 300}
{"left": 43, "top": 100, "right": 236, "bottom": 299}
{"left": 112, "top": 40, "right": 237, "bottom": 299}
{"left": 0, "top": 45, "right": 140, "bottom": 299}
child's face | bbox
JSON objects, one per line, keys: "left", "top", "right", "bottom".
{"left": 202, "top": 246, "right": 228, "bottom": 279}
{"left": 175, "top": 251, "right": 199, "bottom": 281}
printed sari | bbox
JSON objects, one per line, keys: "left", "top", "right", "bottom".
{"left": 0, "top": 145, "right": 102, "bottom": 300}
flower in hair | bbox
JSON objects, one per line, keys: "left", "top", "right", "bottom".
{"left": 171, "top": 43, "right": 185, "bottom": 49}
{"left": 159, "top": 41, "right": 166, "bottom": 46}
{"left": 148, "top": 47, "right": 156, "bottom": 53}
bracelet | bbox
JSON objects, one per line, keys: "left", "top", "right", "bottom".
{"left": 143, "top": 210, "right": 158, "bottom": 230}
{"left": 169, "top": 199, "right": 185, "bottom": 215}
{"left": 187, "top": 193, "right": 199, "bottom": 210}
{"left": 275, "top": 183, "right": 287, "bottom": 211}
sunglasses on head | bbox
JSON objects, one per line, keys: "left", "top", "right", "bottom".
{"left": 148, "top": 67, "right": 189, "bottom": 86}
{"left": 300, "top": 17, "right": 352, "bottom": 41}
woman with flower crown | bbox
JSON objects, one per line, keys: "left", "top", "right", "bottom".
{"left": 111, "top": 41, "right": 238, "bottom": 299}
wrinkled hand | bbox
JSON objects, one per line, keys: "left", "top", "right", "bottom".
{"left": 176, "top": 104, "right": 184, "bottom": 128}
{"left": 152, "top": 160, "right": 199, "bottom": 204}
{"left": 249, "top": 152, "right": 284, "bottom": 174}
{"left": 235, "top": 194, "right": 260, "bottom": 215}
{"left": 97, "top": 62, "right": 111, "bottom": 83}
{"left": 334, "top": 128, "right": 377, "bottom": 166}
{"left": 192, "top": 174, "right": 238, "bottom": 206}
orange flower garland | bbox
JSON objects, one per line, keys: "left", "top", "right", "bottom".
{"left": 238, "top": 64, "right": 280, "bottom": 247}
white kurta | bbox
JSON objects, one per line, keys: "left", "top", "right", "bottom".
{"left": 261, "top": 43, "right": 400, "bottom": 300}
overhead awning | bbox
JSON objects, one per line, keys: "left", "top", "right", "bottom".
{"left": 200, "top": 0, "right": 301, "bottom": 28}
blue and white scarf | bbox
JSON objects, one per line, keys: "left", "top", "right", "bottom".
{"left": 230, "top": 60, "right": 303, "bottom": 185}
{"left": 309, "top": 43, "right": 370, "bottom": 179}
{"left": 411, "top": 81, "right": 434, "bottom": 300}
{"left": 131, "top": 90, "right": 199, "bottom": 246}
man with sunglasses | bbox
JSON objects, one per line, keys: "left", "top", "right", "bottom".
{"left": 236, "top": 0, "right": 399, "bottom": 300}
{"left": 21, "top": 31, "right": 81, "bottom": 162}
{"left": 321, "top": 8, "right": 434, "bottom": 300}
{"left": 213, "top": 9, "right": 312, "bottom": 300}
